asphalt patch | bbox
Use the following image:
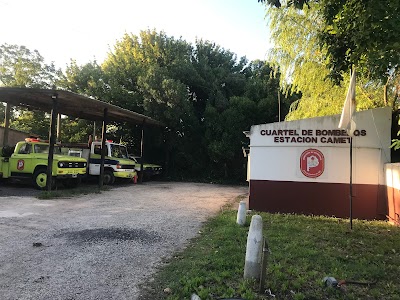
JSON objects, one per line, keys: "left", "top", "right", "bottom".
{"left": 55, "top": 228, "right": 162, "bottom": 244}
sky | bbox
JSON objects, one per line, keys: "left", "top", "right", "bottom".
{"left": 0, "top": 0, "right": 271, "bottom": 69}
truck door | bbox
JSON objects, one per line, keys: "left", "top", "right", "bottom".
{"left": 89, "top": 144, "right": 102, "bottom": 175}
{"left": 10, "top": 143, "right": 34, "bottom": 175}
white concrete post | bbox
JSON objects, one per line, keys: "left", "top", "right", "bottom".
{"left": 236, "top": 200, "right": 247, "bottom": 226}
{"left": 244, "top": 214, "right": 263, "bottom": 280}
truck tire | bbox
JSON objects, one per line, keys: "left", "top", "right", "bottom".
{"left": 33, "top": 168, "right": 56, "bottom": 190}
{"left": 103, "top": 170, "right": 115, "bottom": 185}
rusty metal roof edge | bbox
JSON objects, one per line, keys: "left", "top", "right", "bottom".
{"left": 0, "top": 87, "right": 165, "bottom": 127}
{"left": 57, "top": 89, "right": 164, "bottom": 126}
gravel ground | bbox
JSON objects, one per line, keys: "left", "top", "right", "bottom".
{"left": 0, "top": 181, "right": 248, "bottom": 300}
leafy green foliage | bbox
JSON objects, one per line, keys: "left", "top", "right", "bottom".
{"left": 320, "top": 0, "right": 400, "bottom": 84}
{"left": 0, "top": 44, "right": 62, "bottom": 134}
{"left": 258, "top": 0, "right": 311, "bottom": 9}
{"left": 261, "top": 0, "right": 400, "bottom": 85}
{"left": 0, "top": 44, "right": 60, "bottom": 88}
{"left": 58, "top": 117, "right": 95, "bottom": 143}
{"left": 140, "top": 205, "right": 400, "bottom": 300}
{"left": 58, "top": 60, "right": 106, "bottom": 98}
{"left": 265, "top": 2, "right": 389, "bottom": 120}
{"left": 56, "top": 60, "right": 109, "bottom": 143}
{"left": 11, "top": 110, "right": 50, "bottom": 138}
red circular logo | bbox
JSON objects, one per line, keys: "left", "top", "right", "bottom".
{"left": 17, "top": 159, "right": 25, "bottom": 170}
{"left": 300, "top": 149, "right": 324, "bottom": 178}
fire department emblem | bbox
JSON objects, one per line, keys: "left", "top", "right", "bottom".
{"left": 17, "top": 160, "right": 25, "bottom": 171}
{"left": 300, "top": 149, "right": 324, "bottom": 178}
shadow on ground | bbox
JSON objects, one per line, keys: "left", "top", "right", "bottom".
{"left": 0, "top": 179, "right": 41, "bottom": 197}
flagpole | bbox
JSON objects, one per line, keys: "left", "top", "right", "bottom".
{"left": 338, "top": 67, "right": 356, "bottom": 230}
{"left": 348, "top": 67, "right": 355, "bottom": 231}
{"left": 349, "top": 136, "right": 353, "bottom": 230}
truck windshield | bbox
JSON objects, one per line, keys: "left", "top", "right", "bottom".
{"left": 34, "top": 144, "right": 49, "bottom": 154}
{"left": 34, "top": 144, "right": 62, "bottom": 154}
{"left": 110, "top": 144, "right": 128, "bottom": 159}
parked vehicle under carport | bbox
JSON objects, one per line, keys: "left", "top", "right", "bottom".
{"left": 128, "top": 155, "right": 162, "bottom": 181}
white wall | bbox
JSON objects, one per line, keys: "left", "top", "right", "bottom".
{"left": 248, "top": 107, "right": 391, "bottom": 185}
{"left": 250, "top": 146, "right": 382, "bottom": 184}
{"left": 386, "top": 163, "right": 400, "bottom": 189}
{"left": 385, "top": 163, "right": 400, "bottom": 224}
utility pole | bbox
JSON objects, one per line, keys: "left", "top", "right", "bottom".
{"left": 278, "top": 90, "right": 281, "bottom": 122}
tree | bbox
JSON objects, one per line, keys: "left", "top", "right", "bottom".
{"left": 101, "top": 31, "right": 280, "bottom": 180}
{"left": 0, "top": 44, "right": 62, "bottom": 137}
{"left": 56, "top": 60, "right": 107, "bottom": 143}
{"left": 243, "top": 60, "right": 293, "bottom": 123}
{"left": 58, "top": 60, "right": 106, "bottom": 98}
{"left": 259, "top": 0, "right": 311, "bottom": 9}
{"left": 201, "top": 59, "right": 296, "bottom": 179}
{"left": 102, "top": 30, "right": 199, "bottom": 168}
{"left": 189, "top": 40, "right": 248, "bottom": 115}
{"left": 262, "top": 1, "right": 387, "bottom": 120}
{"left": 0, "top": 44, "right": 60, "bottom": 88}
{"left": 320, "top": 0, "right": 400, "bottom": 84}
{"left": 204, "top": 97, "right": 258, "bottom": 179}
{"left": 102, "top": 33, "right": 147, "bottom": 113}
{"left": 11, "top": 111, "right": 50, "bottom": 138}
{"left": 260, "top": 0, "right": 400, "bottom": 85}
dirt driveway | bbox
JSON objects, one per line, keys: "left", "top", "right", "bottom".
{"left": 0, "top": 181, "right": 248, "bottom": 300}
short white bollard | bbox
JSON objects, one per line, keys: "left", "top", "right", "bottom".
{"left": 191, "top": 293, "right": 201, "bottom": 300}
{"left": 236, "top": 200, "right": 247, "bottom": 226}
{"left": 244, "top": 215, "right": 263, "bottom": 280}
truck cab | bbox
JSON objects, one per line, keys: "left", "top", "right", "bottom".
{"left": 0, "top": 139, "right": 87, "bottom": 189}
{"left": 87, "top": 141, "right": 137, "bottom": 185}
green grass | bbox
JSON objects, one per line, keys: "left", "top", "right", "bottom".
{"left": 139, "top": 200, "right": 400, "bottom": 300}
{"left": 37, "top": 184, "right": 110, "bottom": 199}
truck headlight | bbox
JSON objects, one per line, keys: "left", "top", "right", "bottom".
{"left": 58, "top": 162, "right": 64, "bottom": 168}
{"left": 116, "top": 164, "right": 121, "bottom": 169}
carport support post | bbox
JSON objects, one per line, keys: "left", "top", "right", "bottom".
{"left": 46, "top": 93, "right": 58, "bottom": 191}
{"left": 139, "top": 120, "right": 145, "bottom": 183}
{"left": 3, "top": 102, "right": 11, "bottom": 146}
{"left": 163, "top": 127, "right": 170, "bottom": 177}
{"left": 99, "top": 108, "right": 108, "bottom": 188}
{"left": 56, "top": 113, "right": 61, "bottom": 142}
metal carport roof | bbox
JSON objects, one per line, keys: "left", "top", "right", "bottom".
{"left": 0, "top": 87, "right": 163, "bottom": 126}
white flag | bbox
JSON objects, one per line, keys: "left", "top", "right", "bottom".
{"left": 338, "top": 69, "right": 356, "bottom": 136}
